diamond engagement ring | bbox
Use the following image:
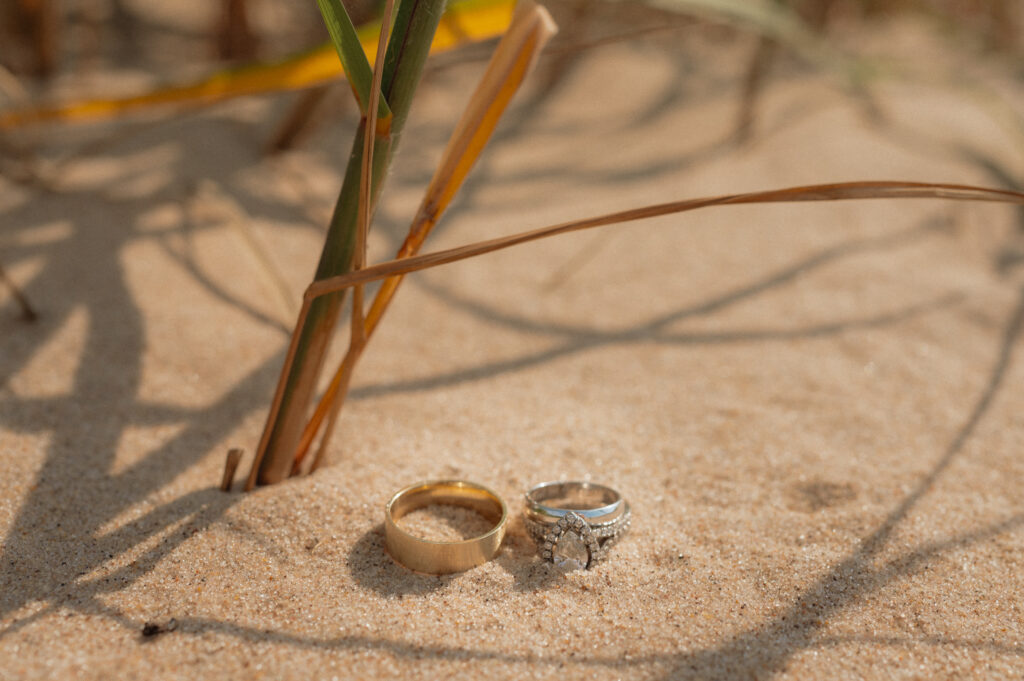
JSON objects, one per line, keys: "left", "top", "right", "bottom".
{"left": 523, "top": 481, "right": 631, "bottom": 570}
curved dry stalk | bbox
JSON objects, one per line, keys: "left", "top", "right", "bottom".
{"left": 306, "top": 181, "right": 1024, "bottom": 299}
{"left": 286, "top": 180, "right": 1023, "bottom": 474}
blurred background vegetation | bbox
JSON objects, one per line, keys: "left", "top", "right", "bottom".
{"left": 1, "top": 0, "right": 1018, "bottom": 82}
{"left": 1, "top": 0, "right": 1019, "bottom": 158}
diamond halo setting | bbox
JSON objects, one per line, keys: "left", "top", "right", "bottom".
{"left": 524, "top": 481, "right": 632, "bottom": 571}
{"left": 541, "top": 511, "right": 601, "bottom": 570}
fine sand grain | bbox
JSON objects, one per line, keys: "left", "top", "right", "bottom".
{"left": 2, "top": 3, "right": 1023, "bottom": 679}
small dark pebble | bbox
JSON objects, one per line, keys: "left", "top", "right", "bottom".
{"left": 141, "top": 618, "right": 178, "bottom": 638}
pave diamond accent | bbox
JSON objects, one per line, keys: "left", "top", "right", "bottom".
{"left": 524, "top": 502, "right": 631, "bottom": 568}
{"left": 542, "top": 511, "right": 601, "bottom": 571}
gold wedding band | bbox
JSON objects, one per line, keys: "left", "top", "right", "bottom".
{"left": 384, "top": 480, "right": 508, "bottom": 574}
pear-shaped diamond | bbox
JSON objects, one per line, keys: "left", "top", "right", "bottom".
{"left": 552, "top": 530, "right": 590, "bottom": 570}
{"left": 543, "top": 511, "right": 600, "bottom": 571}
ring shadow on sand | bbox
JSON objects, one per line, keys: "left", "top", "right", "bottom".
{"left": 346, "top": 503, "right": 567, "bottom": 598}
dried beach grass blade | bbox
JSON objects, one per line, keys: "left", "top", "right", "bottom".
{"left": 306, "top": 182, "right": 1024, "bottom": 298}
{"left": 0, "top": 0, "right": 515, "bottom": 130}
{"left": 220, "top": 448, "right": 244, "bottom": 492}
{"left": 393, "top": 0, "right": 558, "bottom": 256}
{"left": 244, "top": 296, "right": 313, "bottom": 490}
{"left": 246, "top": 0, "right": 450, "bottom": 489}
{"left": 340, "top": 0, "right": 396, "bottom": 475}
{"left": 265, "top": 0, "right": 395, "bottom": 485}
{"left": 0, "top": 64, "right": 30, "bottom": 104}
{"left": 301, "top": 0, "right": 396, "bottom": 479}
{"left": 265, "top": 84, "right": 332, "bottom": 153}
{"left": 0, "top": 261, "right": 38, "bottom": 322}
{"left": 356, "top": 0, "right": 396, "bottom": 277}
{"left": 295, "top": 0, "right": 558, "bottom": 471}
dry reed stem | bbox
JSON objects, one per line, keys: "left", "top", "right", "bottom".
{"left": 293, "top": 180, "right": 1024, "bottom": 474}
{"left": 356, "top": 0, "right": 396, "bottom": 276}
{"left": 214, "top": 0, "right": 259, "bottom": 61}
{"left": 305, "top": 182, "right": 1024, "bottom": 299}
{"left": 220, "top": 447, "right": 243, "bottom": 492}
{"left": 247, "top": 0, "right": 448, "bottom": 487}
{"left": 0, "top": 261, "right": 38, "bottom": 322}
{"left": 295, "top": 1, "right": 557, "bottom": 471}
{"left": 347, "top": 0, "right": 393, "bottom": 344}
{"left": 12, "top": 0, "right": 58, "bottom": 77}
{"left": 0, "top": 64, "right": 29, "bottom": 103}
{"left": 266, "top": 85, "right": 333, "bottom": 154}
{"left": 244, "top": 297, "right": 312, "bottom": 490}
{"left": 307, "top": 339, "right": 365, "bottom": 473}
{"left": 297, "top": 0, "right": 397, "bottom": 477}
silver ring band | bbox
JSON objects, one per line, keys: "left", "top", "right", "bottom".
{"left": 523, "top": 481, "right": 631, "bottom": 570}
{"left": 524, "top": 481, "right": 624, "bottom": 523}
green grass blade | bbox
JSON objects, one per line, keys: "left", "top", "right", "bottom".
{"left": 248, "top": 0, "right": 448, "bottom": 488}
{"left": 315, "top": 0, "right": 393, "bottom": 119}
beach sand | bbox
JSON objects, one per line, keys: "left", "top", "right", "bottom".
{"left": 1, "top": 3, "right": 1023, "bottom": 678}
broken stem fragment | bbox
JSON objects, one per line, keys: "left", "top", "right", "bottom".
{"left": 0, "top": 261, "right": 38, "bottom": 322}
